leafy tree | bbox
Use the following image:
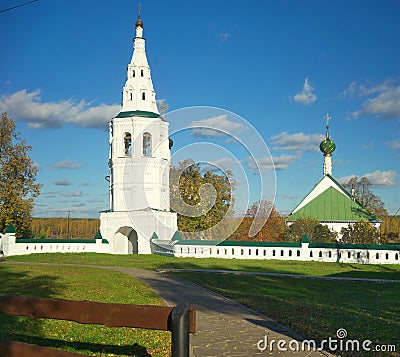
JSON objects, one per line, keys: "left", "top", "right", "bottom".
{"left": 284, "top": 218, "right": 337, "bottom": 243}
{"left": 381, "top": 215, "right": 400, "bottom": 243}
{"left": 0, "top": 113, "right": 42, "bottom": 237}
{"left": 229, "top": 200, "right": 286, "bottom": 242}
{"left": 170, "top": 159, "right": 234, "bottom": 237}
{"left": 340, "top": 221, "right": 380, "bottom": 244}
{"left": 343, "top": 176, "right": 388, "bottom": 218}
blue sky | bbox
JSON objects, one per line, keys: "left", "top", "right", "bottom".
{"left": 0, "top": 0, "right": 399, "bottom": 218}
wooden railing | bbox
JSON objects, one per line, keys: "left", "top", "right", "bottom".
{"left": 0, "top": 295, "right": 196, "bottom": 357}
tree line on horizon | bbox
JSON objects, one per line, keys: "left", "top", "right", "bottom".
{"left": 29, "top": 217, "right": 100, "bottom": 240}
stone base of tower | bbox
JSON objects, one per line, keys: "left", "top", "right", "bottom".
{"left": 100, "top": 210, "right": 177, "bottom": 254}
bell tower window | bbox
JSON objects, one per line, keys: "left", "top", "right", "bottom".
{"left": 143, "top": 132, "right": 152, "bottom": 156}
{"left": 130, "top": 92, "right": 133, "bottom": 100}
{"left": 132, "top": 69, "right": 135, "bottom": 77}
{"left": 124, "top": 132, "right": 132, "bottom": 156}
{"left": 141, "top": 69, "right": 144, "bottom": 77}
{"left": 142, "top": 92, "right": 145, "bottom": 100}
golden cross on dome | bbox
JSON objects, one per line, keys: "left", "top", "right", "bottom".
{"left": 324, "top": 113, "right": 332, "bottom": 127}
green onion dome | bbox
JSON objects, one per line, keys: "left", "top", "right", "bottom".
{"left": 319, "top": 138, "right": 336, "bottom": 155}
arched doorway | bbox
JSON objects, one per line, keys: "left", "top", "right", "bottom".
{"left": 113, "top": 226, "right": 138, "bottom": 254}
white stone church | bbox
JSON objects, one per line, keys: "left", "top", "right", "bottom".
{"left": 1, "top": 7, "right": 399, "bottom": 264}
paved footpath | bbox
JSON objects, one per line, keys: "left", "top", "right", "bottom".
{"left": 2, "top": 262, "right": 333, "bottom": 356}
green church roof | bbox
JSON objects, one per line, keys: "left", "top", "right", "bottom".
{"left": 115, "top": 110, "right": 160, "bottom": 119}
{"left": 287, "top": 186, "right": 380, "bottom": 222}
{"left": 4, "top": 223, "right": 16, "bottom": 233}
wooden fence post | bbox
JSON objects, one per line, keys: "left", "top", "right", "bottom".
{"left": 171, "top": 300, "right": 190, "bottom": 357}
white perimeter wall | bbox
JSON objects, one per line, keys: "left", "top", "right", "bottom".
{"left": 2, "top": 232, "right": 399, "bottom": 265}
{"left": 1, "top": 233, "right": 110, "bottom": 256}
{"left": 169, "top": 242, "right": 400, "bottom": 265}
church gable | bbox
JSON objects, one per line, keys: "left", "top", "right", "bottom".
{"left": 291, "top": 174, "right": 350, "bottom": 215}
{"left": 287, "top": 185, "right": 380, "bottom": 223}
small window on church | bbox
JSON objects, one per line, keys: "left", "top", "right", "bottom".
{"left": 142, "top": 92, "right": 146, "bottom": 100}
{"left": 132, "top": 69, "right": 135, "bottom": 77}
{"left": 143, "top": 132, "right": 152, "bottom": 156}
{"left": 141, "top": 69, "right": 144, "bottom": 76}
{"left": 124, "top": 132, "right": 132, "bottom": 156}
{"left": 130, "top": 92, "right": 133, "bottom": 101}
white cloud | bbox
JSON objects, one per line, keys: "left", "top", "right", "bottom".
{"left": 200, "top": 157, "right": 239, "bottom": 173}
{"left": 0, "top": 89, "right": 120, "bottom": 129}
{"left": 337, "top": 175, "right": 357, "bottom": 185}
{"left": 54, "top": 180, "right": 73, "bottom": 186}
{"left": 344, "top": 80, "right": 400, "bottom": 120}
{"left": 387, "top": 138, "right": 400, "bottom": 150}
{"left": 248, "top": 154, "right": 298, "bottom": 171}
{"left": 217, "top": 31, "right": 232, "bottom": 43}
{"left": 51, "top": 159, "right": 82, "bottom": 170}
{"left": 60, "top": 190, "right": 84, "bottom": 197}
{"left": 190, "top": 115, "right": 244, "bottom": 137}
{"left": 338, "top": 170, "right": 397, "bottom": 187}
{"left": 270, "top": 132, "right": 324, "bottom": 153}
{"left": 293, "top": 78, "right": 317, "bottom": 106}
{"left": 341, "top": 79, "right": 396, "bottom": 99}
{"left": 364, "top": 170, "right": 397, "bottom": 187}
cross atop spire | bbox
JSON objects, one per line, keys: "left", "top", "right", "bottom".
{"left": 324, "top": 113, "right": 332, "bottom": 138}
{"left": 324, "top": 113, "right": 331, "bottom": 127}
{"left": 135, "top": 2, "right": 143, "bottom": 29}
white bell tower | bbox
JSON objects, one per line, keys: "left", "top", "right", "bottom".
{"left": 100, "top": 5, "right": 177, "bottom": 254}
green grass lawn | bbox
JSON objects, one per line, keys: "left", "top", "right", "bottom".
{"left": 0, "top": 264, "right": 171, "bottom": 357}
{"left": 172, "top": 271, "right": 400, "bottom": 356}
{"left": 7, "top": 252, "right": 400, "bottom": 280}
{"left": 3, "top": 253, "right": 400, "bottom": 356}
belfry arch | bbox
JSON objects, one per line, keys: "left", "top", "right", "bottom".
{"left": 112, "top": 226, "right": 138, "bottom": 254}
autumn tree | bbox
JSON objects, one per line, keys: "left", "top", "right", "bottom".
{"left": 381, "top": 215, "right": 400, "bottom": 243}
{"left": 284, "top": 218, "right": 337, "bottom": 243}
{"left": 343, "top": 176, "right": 388, "bottom": 218}
{"left": 229, "top": 200, "right": 286, "bottom": 242}
{"left": 340, "top": 221, "right": 380, "bottom": 244}
{"left": 0, "top": 113, "right": 42, "bottom": 237}
{"left": 170, "top": 159, "right": 234, "bottom": 237}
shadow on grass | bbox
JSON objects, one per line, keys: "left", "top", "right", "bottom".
{"left": 0, "top": 266, "right": 152, "bottom": 357}
{"left": 7, "top": 333, "right": 151, "bottom": 356}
